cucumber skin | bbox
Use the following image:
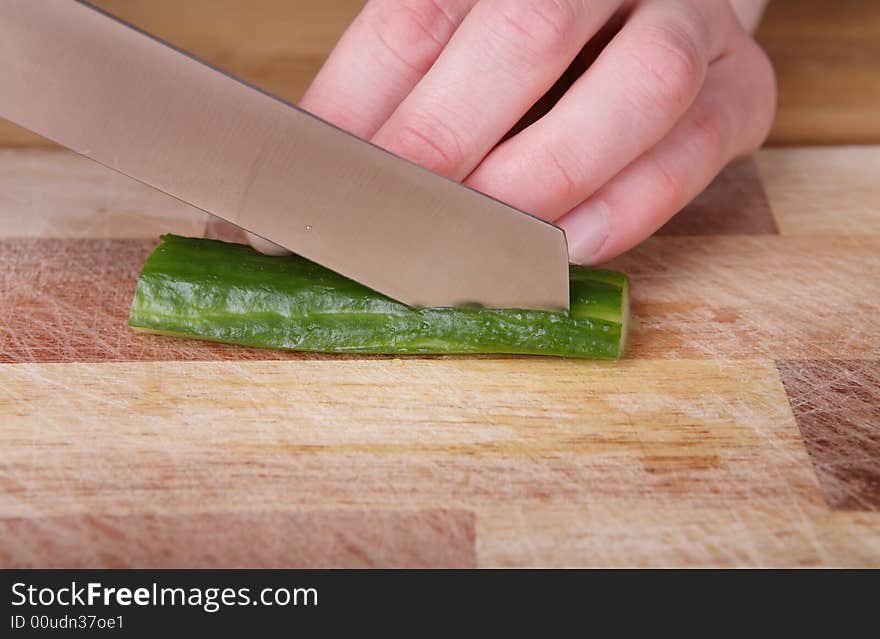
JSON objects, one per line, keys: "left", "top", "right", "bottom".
{"left": 128, "top": 235, "right": 629, "bottom": 359}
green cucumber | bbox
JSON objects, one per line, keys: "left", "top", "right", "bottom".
{"left": 128, "top": 234, "right": 629, "bottom": 359}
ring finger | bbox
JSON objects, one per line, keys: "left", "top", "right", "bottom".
{"left": 465, "top": 0, "right": 737, "bottom": 220}
{"left": 371, "top": 0, "right": 624, "bottom": 180}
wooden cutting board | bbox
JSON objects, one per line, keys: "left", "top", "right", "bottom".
{"left": 1, "top": 146, "right": 878, "bottom": 567}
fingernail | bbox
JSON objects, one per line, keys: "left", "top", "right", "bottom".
{"left": 560, "top": 200, "right": 611, "bottom": 265}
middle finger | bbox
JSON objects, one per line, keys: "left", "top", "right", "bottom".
{"left": 371, "top": 0, "right": 623, "bottom": 180}
{"left": 466, "top": 0, "right": 736, "bottom": 220}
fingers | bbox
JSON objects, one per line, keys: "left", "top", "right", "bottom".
{"left": 370, "top": 0, "right": 623, "bottom": 179}
{"left": 465, "top": 0, "right": 737, "bottom": 220}
{"left": 299, "top": 0, "right": 477, "bottom": 138}
{"left": 559, "top": 35, "right": 777, "bottom": 264}
{"left": 252, "top": 0, "right": 477, "bottom": 255}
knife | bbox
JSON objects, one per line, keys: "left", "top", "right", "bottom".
{"left": 0, "top": 0, "right": 569, "bottom": 311}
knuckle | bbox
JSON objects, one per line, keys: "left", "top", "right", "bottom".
{"left": 687, "top": 102, "right": 727, "bottom": 162}
{"left": 488, "top": 0, "right": 582, "bottom": 59}
{"left": 538, "top": 143, "right": 583, "bottom": 205}
{"left": 644, "top": 153, "right": 686, "bottom": 205}
{"left": 390, "top": 112, "right": 468, "bottom": 177}
{"left": 627, "top": 23, "right": 705, "bottom": 114}
{"left": 365, "top": 0, "right": 458, "bottom": 74}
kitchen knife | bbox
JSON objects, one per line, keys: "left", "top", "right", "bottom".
{"left": 0, "top": 0, "right": 570, "bottom": 311}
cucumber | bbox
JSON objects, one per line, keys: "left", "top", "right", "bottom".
{"left": 128, "top": 235, "right": 629, "bottom": 359}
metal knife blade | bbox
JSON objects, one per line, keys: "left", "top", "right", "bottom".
{"left": 0, "top": 0, "right": 570, "bottom": 311}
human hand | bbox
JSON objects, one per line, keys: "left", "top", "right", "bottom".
{"left": 258, "top": 0, "right": 776, "bottom": 265}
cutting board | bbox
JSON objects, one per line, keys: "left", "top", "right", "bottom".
{"left": 0, "top": 146, "right": 878, "bottom": 567}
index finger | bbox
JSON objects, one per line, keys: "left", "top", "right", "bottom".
{"left": 299, "top": 0, "right": 477, "bottom": 138}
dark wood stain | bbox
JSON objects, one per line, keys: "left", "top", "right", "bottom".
{"left": 776, "top": 359, "right": 880, "bottom": 511}
{"left": 0, "top": 238, "right": 335, "bottom": 363}
{"left": 0, "top": 510, "right": 477, "bottom": 568}
{"left": 657, "top": 159, "right": 778, "bottom": 236}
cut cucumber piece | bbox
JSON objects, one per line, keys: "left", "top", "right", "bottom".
{"left": 128, "top": 235, "right": 629, "bottom": 359}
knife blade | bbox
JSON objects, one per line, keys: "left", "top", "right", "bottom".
{"left": 0, "top": 0, "right": 569, "bottom": 311}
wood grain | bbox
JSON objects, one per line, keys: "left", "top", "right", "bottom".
{"left": 777, "top": 360, "right": 880, "bottom": 511}
{"left": 1, "top": 141, "right": 878, "bottom": 565}
{"left": 478, "top": 502, "right": 880, "bottom": 568}
{"left": 0, "top": 238, "right": 343, "bottom": 363}
{"left": 478, "top": 505, "right": 880, "bottom": 567}
{"left": 0, "top": 150, "right": 206, "bottom": 238}
{"left": 657, "top": 159, "right": 777, "bottom": 236}
{"left": 5, "top": 358, "right": 875, "bottom": 567}
{"left": 757, "top": 147, "right": 880, "bottom": 235}
{"left": 756, "top": 0, "right": 880, "bottom": 145}
{"left": 0, "top": 510, "right": 476, "bottom": 569}
{"left": 1, "top": 0, "right": 877, "bottom": 147}
{"left": 2, "top": 358, "right": 812, "bottom": 514}
{"left": 612, "top": 235, "right": 880, "bottom": 360}
{"left": 3, "top": 233, "right": 877, "bottom": 363}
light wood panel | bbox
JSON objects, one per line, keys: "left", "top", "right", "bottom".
{"left": 0, "top": 150, "right": 206, "bottom": 238}
{"left": 612, "top": 234, "right": 880, "bottom": 360}
{"left": 756, "top": 0, "right": 880, "bottom": 145}
{"left": 4, "top": 358, "right": 875, "bottom": 567}
{"left": 756, "top": 147, "right": 880, "bottom": 235}
{"left": 478, "top": 506, "right": 880, "bottom": 567}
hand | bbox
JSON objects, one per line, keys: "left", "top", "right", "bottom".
{"left": 262, "top": 0, "right": 776, "bottom": 264}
